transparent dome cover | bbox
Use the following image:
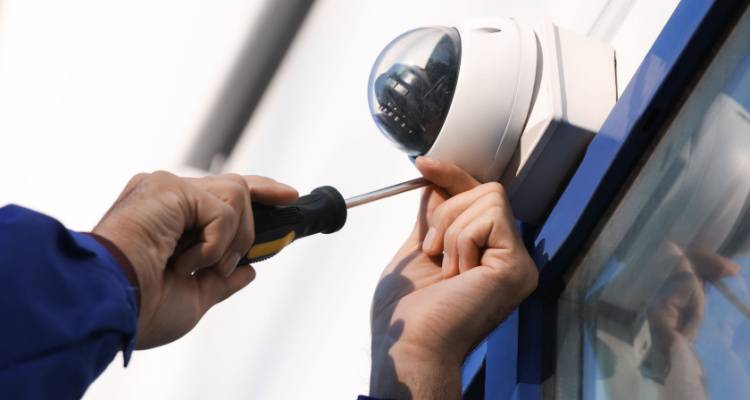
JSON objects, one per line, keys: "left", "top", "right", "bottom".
{"left": 368, "top": 26, "right": 461, "bottom": 156}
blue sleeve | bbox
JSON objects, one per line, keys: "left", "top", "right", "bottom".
{"left": 0, "top": 205, "right": 138, "bottom": 399}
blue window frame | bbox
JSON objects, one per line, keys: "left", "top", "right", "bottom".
{"left": 462, "top": 1, "right": 750, "bottom": 398}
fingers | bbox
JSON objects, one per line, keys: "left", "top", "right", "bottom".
{"left": 172, "top": 185, "right": 241, "bottom": 277}
{"left": 685, "top": 249, "right": 741, "bottom": 282}
{"left": 415, "top": 156, "right": 481, "bottom": 196}
{"left": 243, "top": 175, "right": 299, "bottom": 205}
{"left": 444, "top": 195, "right": 502, "bottom": 276}
{"left": 210, "top": 175, "right": 254, "bottom": 277}
{"left": 411, "top": 157, "right": 480, "bottom": 241}
{"left": 437, "top": 194, "right": 496, "bottom": 276}
{"left": 420, "top": 182, "right": 522, "bottom": 278}
{"left": 174, "top": 174, "right": 298, "bottom": 277}
{"left": 422, "top": 182, "right": 510, "bottom": 256}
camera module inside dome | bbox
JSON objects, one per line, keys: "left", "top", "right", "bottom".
{"left": 368, "top": 27, "right": 461, "bottom": 156}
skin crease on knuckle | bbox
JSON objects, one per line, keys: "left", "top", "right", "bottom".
{"left": 220, "top": 201, "right": 240, "bottom": 232}
{"left": 218, "top": 181, "right": 248, "bottom": 216}
{"left": 125, "top": 172, "right": 149, "bottom": 192}
{"left": 432, "top": 203, "right": 469, "bottom": 240}
{"left": 208, "top": 203, "right": 239, "bottom": 258}
{"left": 429, "top": 203, "right": 454, "bottom": 233}
{"left": 456, "top": 231, "right": 480, "bottom": 271}
{"left": 443, "top": 225, "right": 462, "bottom": 254}
{"left": 149, "top": 170, "right": 179, "bottom": 185}
{"left": 221, "top": 177, "right": 248, "bottom": 199}
{"left": 222, "top": 173, "right": 248, "bottom": 190}
{"left": 484, "top": 180, "right": 504, "bottom": 192}
{"left": 457, "top": 228, "right": 479, "bottom": 254}
{"left": 432, "top": 185, "right": 503, "bottom": 234}
{"left": 469, "top": 200, "right": 537, "bottom": 295}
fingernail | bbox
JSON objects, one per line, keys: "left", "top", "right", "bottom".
{"left": 442, "top": 252, "right": 451, "bottom": 272}
{"left": 419, "top": 156, "right": 439, "bottom": 166}
{"left": 422, "top": 228, "right": 437, "bottom": 251}
{"left": 224, "top": 252, "right": 242, "bottom": 277}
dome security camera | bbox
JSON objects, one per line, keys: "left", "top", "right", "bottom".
{"left": 369, "top": 18, "right": 617, "bottom": 223}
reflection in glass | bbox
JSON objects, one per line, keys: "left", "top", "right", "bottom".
{"left": 555, "top": 16, "right": 750, "bottom": 400}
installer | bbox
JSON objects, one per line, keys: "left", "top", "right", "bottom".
{"left": 0, "top": 157, "right": 538, "bottom": 399}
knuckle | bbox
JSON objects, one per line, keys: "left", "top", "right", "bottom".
{"left": 223, "top": 173, "right": 245, "bottom": 184}
{"left": 148, "top": 170, "right": 182, "bottom": 191}
{"left": 200, "top": 244, "right": 225, "bottom": 266}
{"left": 127, "top": 172, "right": 149, "bottom": 186}
{"left": 121, "top": 173, "right": 150, "bottom": 197}
{"left": 429, "top": 206, "right": 448, "bottom": 229}
{"left": 225, "top": 182, "right": 248, "bottom": 207}
{"left": 432, "top": 203, "right": 458, "bottom": 228}
{"left": 123, "top": 171, "right": 185, "bottom": 200}
{"left": 215, "top": 175, "right": 250, "bottom": 204}
{"left": 457, "top": 229, "right": 475, "bottom": 248}
{"left": 493, "top": 254, "right": 538, "bottom": 294}
{"left": 524, "top": 268, "right": 539, "bottom": 295}
{"left": 221, "top": 202, "right": 238, "bottom": 221}
{"left": 489, "top": 206, "right": 504, "bottom": 221}
{"left": 482, "top": 182, "right": 508, "bottom": 203}
{"left": 223, "top": 174, "right": 249, "bottom": 191}
{"left": 486, "top": 192, "right": 504, "bottom": 207}
{"left": 444, "top": 225, "right": 461, "bottom": 244}
{"left": 431, "top": 201, "right": 447, "bottom": 220}
{"left": 523, "top": 258, "right": 539, "bottom": 288}
{"left": 150, "top": 170, "right": 178, "bottom": 182}
{"left": 233, "top": 181, "right": 250, "bottom": 199}
{"left": 483, "top": 181, "right": 505, "bottom": 194}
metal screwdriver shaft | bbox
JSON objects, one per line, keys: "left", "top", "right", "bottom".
{"left": 345, "top": 177, "right": 430, "bottom": 209}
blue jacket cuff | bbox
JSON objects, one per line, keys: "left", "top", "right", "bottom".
{"left": 68, "top": 229, "right": 139, "bottom": 365}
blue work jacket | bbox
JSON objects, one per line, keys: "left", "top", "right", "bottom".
{"left": 0, "top": 205, "right": 138, "bottom": 399}
{"left": 0, "top": 205, "right": 387, "bottom": 400}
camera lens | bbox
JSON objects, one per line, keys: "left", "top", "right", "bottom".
{"left": 368, "top": 27, "right": 461, "bottom": 156}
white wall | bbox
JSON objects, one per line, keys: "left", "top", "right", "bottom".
{"left": 0, "top": 0, "right": 678, "bottom": 398}
{"left": 0, "top": 0, "right": 264, "bottom": 227}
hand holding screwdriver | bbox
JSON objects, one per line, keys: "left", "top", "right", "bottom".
{"left": 93, "top": 169, "right": 425, "bottom": 348}
{"left": 92, "top": 172, "right": 299, "bottom": 348}
{"left": 242, "top": 178, "right": 429, "bottom": 263}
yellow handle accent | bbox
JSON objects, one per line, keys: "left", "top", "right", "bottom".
{"left": 247, "top": 231, "right": 296, "bottom": 260}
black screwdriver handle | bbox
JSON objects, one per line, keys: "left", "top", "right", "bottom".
{"left": 239, "top": 186, "right": 347, "bottom": 264}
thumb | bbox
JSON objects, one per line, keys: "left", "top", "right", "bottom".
{"left": 415, "top": 157, "right": 481, "bottom": 196}
{"left": 243, "top": 176, "right": 299, "bottom": 205}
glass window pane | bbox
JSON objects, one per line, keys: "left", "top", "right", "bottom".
{"left": 556, "top": 9, "right": 750, "bottom": 400}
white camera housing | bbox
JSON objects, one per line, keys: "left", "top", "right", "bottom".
{"left": 369, "top": 18, "right": 616, "bottom": 223}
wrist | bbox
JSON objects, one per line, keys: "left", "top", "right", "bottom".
{"left": 85, "top": 232, "right": 141, "bottom": 311}
{"left": 370, "top": 340, "right": 462, "bottom": 399}
{"left": 91, "top": 223, "right": 161, "bottom": 328}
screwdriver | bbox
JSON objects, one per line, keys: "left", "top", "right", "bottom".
{"left": 239, "top": 177, "right": 429, "bottom": 264}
